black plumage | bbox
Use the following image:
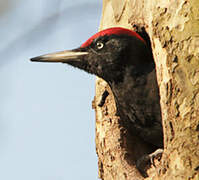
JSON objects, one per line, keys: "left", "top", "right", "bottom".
{"left": 31, "top": 27, "right": 163, "bottom": 148}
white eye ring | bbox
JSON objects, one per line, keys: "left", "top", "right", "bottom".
{"left": 96, "top": 42, "right": 104, "bottom": 49}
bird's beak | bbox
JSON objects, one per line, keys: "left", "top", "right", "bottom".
{"left": 30, "top": 49, "right": 88, "bottom": 63}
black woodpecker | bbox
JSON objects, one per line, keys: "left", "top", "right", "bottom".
{"left": 31, "top": 27, "right": 163, "bottom": 149}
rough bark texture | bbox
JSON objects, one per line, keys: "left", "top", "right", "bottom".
{"left": 93, "top": 0, "right": 199, "bottom": 179}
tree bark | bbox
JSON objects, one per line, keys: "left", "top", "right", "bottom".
{"left": 93, "top": 0, "right": 199, "bottom": 179}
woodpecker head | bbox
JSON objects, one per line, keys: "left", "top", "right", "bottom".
{"left": 31, "top": 27, "right": 153, "bottom": 83}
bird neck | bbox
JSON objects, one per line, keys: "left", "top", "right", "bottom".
{"left": 108, "top": 64, "right": 161, "bottom": 126}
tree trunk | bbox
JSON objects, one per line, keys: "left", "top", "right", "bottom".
{"left": 93, "top": 0, "right": 199, "bottom": 179}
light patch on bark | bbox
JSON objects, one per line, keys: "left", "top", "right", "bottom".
{"left": 155, "top": 0, "right": 190, "bottom": 31}
{"left": 111, "top": 0, "right": 126, "bottom": 22}
{"left": 152, "top": 38, "right": 171, "bottom": 133}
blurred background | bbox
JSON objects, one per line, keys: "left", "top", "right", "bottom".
{"left": 0, "top": 0, "right": 102, "bottom": 179}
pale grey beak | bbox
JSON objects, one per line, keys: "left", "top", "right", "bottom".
{"left": 30, "top": 50, "right": 88, "bottom": 63}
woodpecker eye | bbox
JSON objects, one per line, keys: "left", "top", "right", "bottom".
{"left": 96, "top": 42, "right": 104, "bottom": 49}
